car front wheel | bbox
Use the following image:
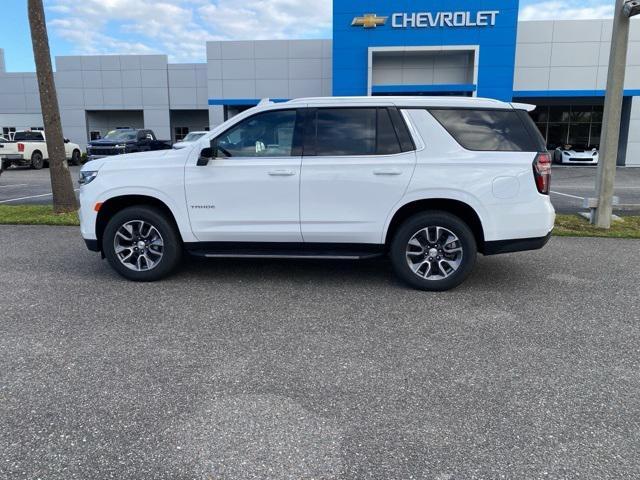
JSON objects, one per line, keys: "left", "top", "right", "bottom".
{"left": 103, "top": 206, "right": 182, "bottom": 281}
{"left": 390, "top": 211, "right": 477, "bottom": 291}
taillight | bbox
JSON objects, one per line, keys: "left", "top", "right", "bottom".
{"left": 533, "top": 152, "right": 551, "bottom": 195}
{"left": 17, "top": 143, "right": 24, "bottom": 153}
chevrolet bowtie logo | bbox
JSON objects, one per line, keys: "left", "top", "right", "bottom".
{"left": 351, "top": 13, "right": 388, "bottom": 28}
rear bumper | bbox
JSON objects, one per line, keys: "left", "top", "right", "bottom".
{"left": 1, "top": 154, "right": 26, "bottom": 164}
{"left": 483, "top": 231, "right": 552, "bottom": 255}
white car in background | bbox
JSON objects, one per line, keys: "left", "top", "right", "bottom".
{"left": 172, "top": 131, "right": 208, "bottom": 149}
{"left": 0, "top": 130, "right": 82, "bottom": 169}
{"left": 553, "top": 145, "right": 599, "bottom": 165}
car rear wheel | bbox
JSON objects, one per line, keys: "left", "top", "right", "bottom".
{"left": 389, "top": 211, "right": 477, "bottom": 291}
{"left": 103, "top": 206, "right": 182, "bottom": 281}
{"left": 31, "top": 151, "right": 44, "bottom": 169}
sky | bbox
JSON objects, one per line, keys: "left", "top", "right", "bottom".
{"left": 0, "top": 0, "right": 617, "bottom": 73}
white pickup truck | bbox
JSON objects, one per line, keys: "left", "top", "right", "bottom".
{"left": 0, "top": 130, "right": 82, "bottom": 170}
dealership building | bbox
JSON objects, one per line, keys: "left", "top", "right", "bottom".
{"left": 0, "top": 0, "right": 639, "bottom": 164}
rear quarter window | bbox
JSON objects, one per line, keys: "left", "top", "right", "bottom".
{"left": 428, "top": 108, "right": 544, "bottom": 152}
{"left": 13, "top": 131, "right": 44, "bottom": 142}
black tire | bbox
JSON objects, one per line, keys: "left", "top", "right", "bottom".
{"left": 103, "top": 206, "right": 182, "bottom": 282}
{"left": 70, "top": 149, "right": 81, "bottom": 166}
{"left": 389, "top": 211, "right": 477, "bottom": 291}
{"left": 31, "top": 151, "right": 44, "bottom": 169}
{"left": 553, "top": 150, "right": 562, "bottom": 165}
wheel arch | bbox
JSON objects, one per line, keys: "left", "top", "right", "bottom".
{"left": 384, "top": 198, "right": 487, "bottom": 253}
{"left": 95, "top": 194, "right": 182, "bottom": 252}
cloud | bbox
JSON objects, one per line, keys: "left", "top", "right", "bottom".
{"left": 519, "top": 1, "right": 614, "bottom": 21}
{"left": 45, "top": 0, "right": 332, "bottom": 63}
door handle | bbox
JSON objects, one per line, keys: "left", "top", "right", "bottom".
{"left": 373, "top": 169, "right": 402, "bottom": 176}
{"left": 268, "top": 169, "right": 296, "bottom": 176}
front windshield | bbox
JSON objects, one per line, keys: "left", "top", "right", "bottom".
{"left": 103, "top": 130, "right": 137, "bottom": 141}
{"left": 182, "top": 132, "right": 206, "bottom": 142}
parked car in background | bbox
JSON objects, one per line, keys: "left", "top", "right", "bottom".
{"left": 86, "top": 128, "right": 171, "bottom": 161}
{"left": 78, "top": 96, "right": 555, "bottom": 291}
{"left": 553, "top": 145, "right": 599, "bottom": 165}
{"left": 172, "top": 131, "right": 208, "bottom": 149}
{"left": 0, "top": 130, "right": 81, "bottom": 169}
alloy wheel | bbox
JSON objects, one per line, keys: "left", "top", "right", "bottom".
{"left": 113, "top": 220, "right": 164, "bottom": 271}
{"left": 405, "top": 226, "right": 463, "bottom": 280}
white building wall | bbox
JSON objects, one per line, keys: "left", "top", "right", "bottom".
{"left": 627, "top": 97, "right": 640, "bottom": 166}
{"left": 168, "top": 63, "right": 208, "bottom": 110}
{"left": 0, "top": 69, "right": 42, "bottom": 136}
{"left": 55, "top": 54, "right": 172, "bottom": 146}
{"left": 514, "top": 19, "right": 640, "bottom": 92}
{"left": 206, "top": 39, "right": 332, "bottom": 127}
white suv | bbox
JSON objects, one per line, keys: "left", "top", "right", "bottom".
{"left": 78, "top": 97, "right": 555, "bottom": 291}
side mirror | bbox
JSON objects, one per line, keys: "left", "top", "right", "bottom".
{"left": 197, "top": 147, "right": 212, "bottom": 166}
{"left": 64, "top": 138, "right": 69, "bottom": 143}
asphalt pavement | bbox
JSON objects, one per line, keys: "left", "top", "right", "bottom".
{"left": 1, "top": 164, "right": 639, "bottom": 214}
{"left": 0, "top": 166, "right": 81, "bottom": 205}
{"left": 1, "top": 226, "right": 639, "bottom": 479}
{"left": 550, "top": 165, "right": 640, "bottom": 214}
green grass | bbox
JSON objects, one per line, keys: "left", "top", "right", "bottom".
{"left": 0, "top": 205, "right": 638, "bottom": 239}
{"left": 554, "top": 214, "right": 640, "bottom": 239}
{"left": 0, "top": 205, "right": 79, "bottom": 226}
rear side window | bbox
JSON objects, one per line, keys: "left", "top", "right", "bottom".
{"left": 316, "top": 108, "right": 376, "bottom": 156}
{"left": 429, "top": 109, "right": 543, "bottom": 152}
{"left": 311, "top": 108, "right": 408, "bottom": 156}
{"left": 13, "top": 131, "right": 44, "bottom": 142}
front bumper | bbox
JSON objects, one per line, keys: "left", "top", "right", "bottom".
{"left": 561, "top": 156, "right": 598, "bottom": 165}
{"left": 84, "top": 238, "right": 100, "bottom": 251}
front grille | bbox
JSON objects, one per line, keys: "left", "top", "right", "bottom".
{"left": 89, "top": 147, "right": 118, "bottom": 155}
{"left": 570, "top": 157, "right": 593, "bottom": 162}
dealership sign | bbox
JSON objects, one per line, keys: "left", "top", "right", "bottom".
{"left": 351, "top": 11, "right": 500, "bottom": 29}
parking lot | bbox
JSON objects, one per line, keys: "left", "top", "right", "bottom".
{"left": 0, "top": 166, "right": 81, "bottom": 205}
{"left": 1, "top": 164, "right": 639, "bottom": 214}
{"left": 1, "top": 226, "right": 640, "bottom": 479}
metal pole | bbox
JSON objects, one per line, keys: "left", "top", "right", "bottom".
{"left": 592, "top": 0, "right": 630, "bottom": 228}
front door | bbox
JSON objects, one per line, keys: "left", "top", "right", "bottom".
{"left": 185, "top": 108, "right": 303, "bottom": 242}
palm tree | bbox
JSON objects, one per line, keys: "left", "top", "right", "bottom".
{"left": 28, "top": 0, "right": 78, "bottom": 213}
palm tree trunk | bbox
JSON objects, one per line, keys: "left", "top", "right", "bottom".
{"left": 28, "top": 0, "right": 78, "bottom": 213}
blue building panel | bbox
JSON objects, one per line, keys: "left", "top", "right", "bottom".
{"left": 333, "top": 0, "right": 520, "bottom": 101}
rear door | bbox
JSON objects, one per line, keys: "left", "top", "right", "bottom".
{"left": 300, "top": 107, "right": 416, "bottom": 244}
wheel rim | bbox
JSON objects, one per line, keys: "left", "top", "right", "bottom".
{"left": 113, "top": 220, "right": 164, "bottom": 272}
{"left": 405, "top": 226, "right": 463, "bottom": 281}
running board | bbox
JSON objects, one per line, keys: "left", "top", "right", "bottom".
{"left": 185, "top": 242, "right": 384, "bottom": 260}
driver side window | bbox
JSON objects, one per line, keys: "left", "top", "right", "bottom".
{"left": 216, "top": 109, "right": 297, "bottom": 158}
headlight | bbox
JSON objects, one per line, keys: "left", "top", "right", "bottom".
{"left": 115, "top": 144, "right": 125, "bottom": 148}
{"left": 563, "top": 151, "right": 570, "bottom": 155}
{"left": 79, "top": 170, "right": 98, "bottom": 185}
